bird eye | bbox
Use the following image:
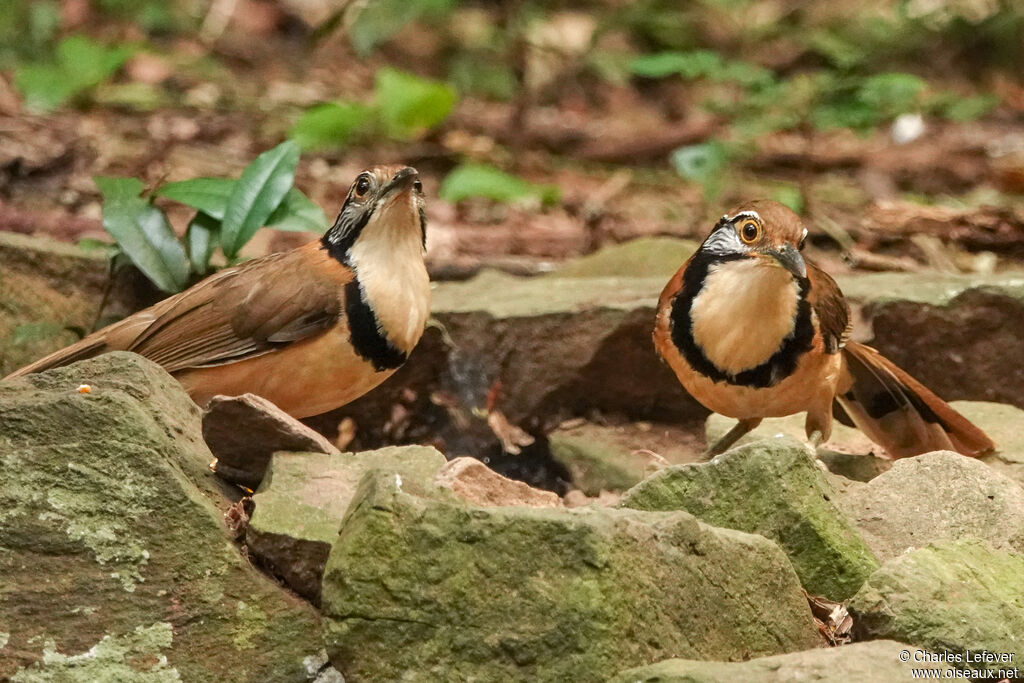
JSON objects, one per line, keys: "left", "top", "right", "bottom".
{"left": 739, "top": 220, "right": 760, "bottom": 244}
{"left": 354, "top": 174, "right": 372, "bottom": 198}
{"left": 413, "top": 178, "right": 423, "bottom": 193}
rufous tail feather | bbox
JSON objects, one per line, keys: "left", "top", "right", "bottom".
{"left": 835, "top": 342, "right": 994, "bottom": 458}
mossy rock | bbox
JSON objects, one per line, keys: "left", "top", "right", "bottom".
{"left": 850, "top": 539, "right": 1024, "bottom": 676}
{"left": 0, "top": 353, "right": 326, "bottom": 681}
{"left": 321, "top": 470, "right": 819, "bottom": 682}
{"left": 608, "top": 640, "right": 954, "bottom": 682}
{"left": 247, "top": 446, "right": 448, "bottom": 603}
{"left": 621, "top": 436, "right": 878, "bottom": 600}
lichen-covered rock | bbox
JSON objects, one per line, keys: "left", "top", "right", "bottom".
{"left": 321, "top": 471, "right": 820, "bottom": 682}
{"left": 621, "top": 436, "right": 878, "bottom": 600}
{"left": 547, "top": 422, "right": 689, "bottom": 494}
{"left": 608, "top": 640, "right": 954, "bottom": 682}
{"left": 203, "top": 393, "right": 340, "bottom": 488}
{"left": 705, "top": 412, "right": 892, "bottom": 482}
{"left": 246, "top": 445, "right": 447, "bottom": 602}
{"left": 434, "top": 456, "right": 562, "bottom": 507}
{"left": 850, "top": 540, "right": 1024, "bottom": 676}
{"left": 0, "top": 232, "right": 156, "bottom": 377}
{"left": 0, "top": 353, "right": 324, "bottom": 681}
{"left": 838, "top": 451, "right": 1024, "bottom": 561}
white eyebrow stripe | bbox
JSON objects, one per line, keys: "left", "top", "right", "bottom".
{"left": 727, "top": 210, "right": 762, "bottom": 223}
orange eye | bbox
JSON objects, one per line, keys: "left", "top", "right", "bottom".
{"left": 739, "top": 220, "right": 760, "bottom": 243}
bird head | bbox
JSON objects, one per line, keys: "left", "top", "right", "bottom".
{"left": 700, "top": 199, "right": 807, "bottom": 280}
{"left": 322, "top": 165, "right": 426, "bottom": 263}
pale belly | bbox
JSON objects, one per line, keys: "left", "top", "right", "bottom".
{"left": 175, "top": 325, "right": 397, "bottom": 418}
{"left": 666, "top": 342, "right": 841, "bottom": 420}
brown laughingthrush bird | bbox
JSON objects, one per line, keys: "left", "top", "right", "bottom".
{"left": 654, "top": 200, "right": 995, "bottom": 458}
{"left": 5, "top": 165, "right": 430, "bottom": 419}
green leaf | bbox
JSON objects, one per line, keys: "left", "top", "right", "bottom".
{"left": 156, "top": 177, "right": 235, "bottom": 219}
{"left": 57, "top": 35, "right": 133, "bottom": 86}
{"left": 265, "top": 188, "right": 328, "bottom": 233}
{"left": 96, "top": 176, "right": 190, "bottom": 293}
{"left": 14, "top": 63, "right": 80, "bottom": 112}
{"left": 858, "top": 73, "right": 926, "bottom": 116}
{"left": 439, "top": 164, "right": 560, "bottom": 205}
{"left": 14, "top": 35, "right": 133, "bottom": 112}
{"left": 186, "top": 212, "right": 219, "bottom": 275}
{"left": 375, "top": 67, "right": 457, "bottom": 140}
{"left": 289, "top": 102, "right": 372, "bottom": 151}
{"left": 94, "top": 176, "right": 145, "bottom": 200}
{"left": 220, "top": 141, "right": 301, "bottom": 258}
{"left": 941, "top": 94, "right": 998, "bottom": 122}
{"left": 629, "top": 50, "right": 723, "bottom": 79}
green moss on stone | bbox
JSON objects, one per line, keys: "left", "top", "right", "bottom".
{"left": 321, "top": 471, "right": 819, "bottom": 682}
{"left": 0, "top": 354, "right": 323, "bottom": 682}
{"left": 850, "top": 539, "right": 1024, "bottom": 675}
{"left": 621, "top": 436, "right": 878, "bottom": 600}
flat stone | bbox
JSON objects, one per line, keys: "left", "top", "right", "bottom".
{"left": 837, "top": 451, "right": 1024, "bottom": 561}
{"left": 955, "top": 401, "right": 1024, "bottom": 489}
{"left": 435, "top": 457, "right": 562, "bottom": 507}
{"left": 0, "top": 353, "right": 323, "bottom": 681}
{"left": 203, "top": 393, "right": 339, "bottom": 489}
{"left": 547, "top": 237, "right": 697, "bottom": 279}
{"left": 321, "top": 471, "right": 820, "bottom": 681}
{"left": 246, "top": 445, "right": 448, "bottom": 603}
{"left": 621, "top": 436, "right": 878, "bottom": 600}
{"left": 608, "top": 640, "right": 954, "bottom": 682}
{"left": 850, "top": 539, "right": 1024, "bottom": 677}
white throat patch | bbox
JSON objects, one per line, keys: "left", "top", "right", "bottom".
{"left": 689, "top": 259, "right": 801, "bottom": 374}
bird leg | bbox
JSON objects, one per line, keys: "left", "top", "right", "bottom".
{"left": 703, "top": 418, "right": 762, "bottom": 459}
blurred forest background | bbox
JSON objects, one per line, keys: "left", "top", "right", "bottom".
{"left": 1, "top": 0, "right": 1023, "bottom": 285}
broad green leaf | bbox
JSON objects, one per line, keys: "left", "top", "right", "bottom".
{"left": 14, "top": 63, "right": 79, "bottom": 111}
{"left": 265, "top": 188, "right": 328, "bottom": 233}
{"left": 156, "top": 177, "right": 235, "bottom": 219}
{"left": 14, "top": 35, "right": 132, "bottom": 111}
{"left": 220, "top": 141, "right": 301, "bottom": 258}
{"left": 186, "top": 212, "right": 219, "bottom": 275}
{"left": 439, "top": 164, "right": 560, "bottom": 205}
{"left": 375, "top": 68, "right": 457, "bottom": 140}
{"left": 289, "top": 102, "right": 372, "bottom": 151}
{"left": 57, "top": 35, "right": 133, "bottom": 86}
{"left": 94, "top": 175, "right": 145, "bottom": 200}
{"left": 96, "top": 176, "right": 190, "bottom": 293}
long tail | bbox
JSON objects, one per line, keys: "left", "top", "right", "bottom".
{"left": 835, "top": 341, "right": 994, "bottom": 458}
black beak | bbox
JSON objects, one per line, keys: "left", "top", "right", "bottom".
{"left": 381, "top": 166, "right": 419, "bottom": 196}
{"left": 770, "top": 243, "right": 806, "bottom": 279}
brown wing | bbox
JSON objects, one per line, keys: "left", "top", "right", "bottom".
{"left": 806, "top": 262, "right": 851, "bottom": 354}
{"left": 6, "top": 241, "right": 348, "bottom": 377}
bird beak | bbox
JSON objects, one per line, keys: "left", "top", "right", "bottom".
{"left": 768, "top": 244, "right": 806, "bottom": 279}
{"left": 381, "top": 166, "right": 419, "bottom": 198}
